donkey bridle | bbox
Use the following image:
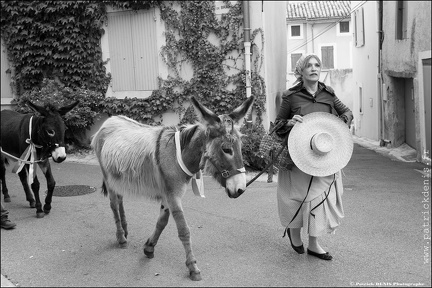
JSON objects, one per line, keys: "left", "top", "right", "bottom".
{"left": 204, "top": 141, "right": 287, "bottom": 188}
{"left": 205, "top": 157, "right": 246, "bottom": 187}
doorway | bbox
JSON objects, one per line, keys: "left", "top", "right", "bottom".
{"left": 423, "top": 58, "right": 431, "bottom": 157}
{"left": 404, "top": 78, "right": 416, "bottom": 149}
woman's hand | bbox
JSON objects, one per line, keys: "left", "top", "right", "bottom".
{"left": 287, "top": 115, "right": 303, "bottom": 127}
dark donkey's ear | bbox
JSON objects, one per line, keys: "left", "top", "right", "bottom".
{"left": 26, "top": 100, "right": 79, "bottom": 116}
{"left": 228, "top": 96, "right": 254, "bottom": 124}
{"left": 190, "top": 97, "right": 220, "bottom": 125}
{"left": 26, "top": 101, "right": 47, "bottom": 116}
{"left": 58, "top": 101, "right": 79, "bottom": 115}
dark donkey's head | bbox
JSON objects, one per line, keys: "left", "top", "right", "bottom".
{"left": 27, "top": 100, "right": 79, "bottom": 163}
{"left": 191, "top": 96, "right": 254, "bottom": 199}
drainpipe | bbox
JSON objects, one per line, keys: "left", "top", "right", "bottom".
{"left": 243, "top": 1, "right": 253, "bottom": 125}
{"left": 377, "top": 0, "right": 386, "bottom": 146}
{"left": 311, "top": 23, "right": 314, "bottom": 53}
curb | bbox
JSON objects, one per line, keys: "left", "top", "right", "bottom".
{"left": 1, "top": 274, "right": 16, "bottom": 287}
{"left": 352, "top": 135, "right": 417, "bottom": 163}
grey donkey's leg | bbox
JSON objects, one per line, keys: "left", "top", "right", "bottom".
{"left": 144, "top": 201, "right": 170, "bottom": 258}
{"left": 144, "top": 198, "right": 170, "bottom": 258}
{"left": 167, "top": 195, "right": 201, "bottom": 281}
{"left": 118, "top": 194, "right": 128, "bottom": 238}
{"left": 109, "top": 191, "right": 128, "bottom": 248}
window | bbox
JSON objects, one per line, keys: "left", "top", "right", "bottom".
{"left": 339, "top": 21, "right": 350, "bottom": 33}
{"left": 396, "top": 1, "right": 408, "bottom": 40}
{"left": 354, "top": 7, "right": 364, "bottom": 47}
{"left": 288, "top": 24, "right": 303, "bottom": 39}
{"left": 337, "top": 20, "right": 350, "bottom": 36}
{"left": 291, "top": 25, "right": 300, "bottom": 37}
{"left": 107, "top": 10, "right": 159, "bottom": 91}
{"left": 321, "top": 46, "right": 334, "bottom": 69}
{"left": 291, "top": 53, "right": 302, "bottom": 71}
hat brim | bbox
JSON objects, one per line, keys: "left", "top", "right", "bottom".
{"left": 288, "top": 112, "right": 353, "bottom": 177}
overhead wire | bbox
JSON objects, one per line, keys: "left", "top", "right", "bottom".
{"left": 287, "top": 1, "right": 368, "bottom": 54}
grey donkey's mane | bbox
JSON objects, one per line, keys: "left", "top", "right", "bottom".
{"left": 163, "top": 124, "right": 202, "bottom": 150}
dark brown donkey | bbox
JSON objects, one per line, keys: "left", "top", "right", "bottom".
{"left": 1, "top": 100, "right": 79, "bottom": 218}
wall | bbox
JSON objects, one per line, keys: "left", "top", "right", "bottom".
{"left": 260, "top": 1, "right": 288, "bottom": 127}
{"left": 351, "top": 1, "right": 380, "bottom": 141}
{"left": 323, "top": 69, "right": 354, "bottom": 110}
{"left": 286, "top": 20, "right": 352, "bottom": 89}
{"left": 100, "top": 1, "right": 287, "bottom": 131}
{"left": 381, "top": 1, "right": 431, "bottom": 162}
{"left": 0, "top": 38, "right": 15, "bottom": 111}
{"left": 285, "top": 16, "right": 354, "bottom": 126}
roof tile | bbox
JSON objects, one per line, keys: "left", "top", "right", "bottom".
{"left": 287, "top": 1, "right": 351, "bottom": 20}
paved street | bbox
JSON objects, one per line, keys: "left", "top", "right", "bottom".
{"left": 1, "top": 140, "right": 431, "bottom": 287}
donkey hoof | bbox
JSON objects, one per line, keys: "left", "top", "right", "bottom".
{"left": 44, "top": 205, "right": 51, "bottom": 214}
{"left": 4, "top": 197, "right": 11, "bottom": 203}
{"left": 189, "top": 271, "right": 202, "bottom": 281}
{"left": 29, "top": 201, "right": 36, "bottom": 208}
{"left": 119, "top": 241, "right": 128, "bottom": 249}
{"left": 36, "top": 212, "right": 45, "bottom": 218}
{"left": 144, "top": 248, "right": 154, "bottom": 259}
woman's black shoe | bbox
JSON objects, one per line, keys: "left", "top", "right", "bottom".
{"left": 307, "top": 249, "right": 333, "bottom": 260}
{"left": 287, "top": 228, "right": 305, "bottom": 254}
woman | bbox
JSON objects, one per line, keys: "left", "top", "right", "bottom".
{"left": 274, "top": 53, "right": 353, "bottom": 260}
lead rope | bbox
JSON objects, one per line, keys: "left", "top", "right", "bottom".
{"left": 283, "top": 175, "right": 314, "bottom": 238}
{"left": 282, "top": 173, "right": 337, "bottom": 237}
{"left": 310, "top": 174, "right": 336, "bottom": 218}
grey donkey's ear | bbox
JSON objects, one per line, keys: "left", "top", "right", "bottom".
{"left": 228, "top": 96, "right": 255, "bottom": 124}
{"left": 190, "top": 97, "right": 220, "bottom": 125}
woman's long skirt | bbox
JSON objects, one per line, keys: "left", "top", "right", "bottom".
{"left": 277, "top": 166, "right": 345, "bottom": 237}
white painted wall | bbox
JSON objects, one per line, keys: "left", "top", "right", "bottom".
{"left": 286, "top": 20, "right": 353, "bottom": 89}
{"left": 1, "top": 38, "right": 15, "bottom": 111}
{"left": 351, "top": 1, "right": 380, "bottom": 141}
{"left": 260, "top": 1, "right": 288, "bottom": 127}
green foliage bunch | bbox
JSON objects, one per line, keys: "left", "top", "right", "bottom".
{"left": 103, "top": 0, "right": 163, "bottom": 11}
{"left": 100, "top": 89, "right": 175, "bottom": 125}
{"left": 240, "top": 120, "right": 267, "bottom": 171}
{"left": 0, "top": 1, "right": 111, "bottom": 95}
{"left": 13, "top": 78, "right": 105, "bottom": 146}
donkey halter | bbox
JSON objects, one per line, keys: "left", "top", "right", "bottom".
{"left": 202, "top": 131, "right": 246, "bottom": 186}
{"left": 206, "top": 156, "right": 245, "bottom": 179}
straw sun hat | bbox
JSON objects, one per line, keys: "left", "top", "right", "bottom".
{"left": 288, "top": 112, "right": 354, "bottom": 177}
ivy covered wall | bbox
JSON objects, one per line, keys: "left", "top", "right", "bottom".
{"left": 0, "top": 1, "right": 271, "bottom": 125}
